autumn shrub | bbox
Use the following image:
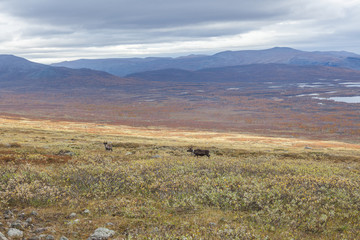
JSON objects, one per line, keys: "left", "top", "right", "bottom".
{"left": 1, "top": 139, "right": 360, "bottom": 238}
{"left": 0, "top": 165, "right": 64, "bottom": 207}
{"left": 53, "top": 152, "right": 360, "bottom": 236}
{"left": 124, "top": 224, "right": 260, "bottom": 240}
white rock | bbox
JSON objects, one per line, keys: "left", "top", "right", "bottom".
{"left": 83, "top": 209, "right": 91, "bottom": 215}
{"left": 0, "top": 232, "right": 8, "bottom": 240}
{"left": 7, "top": 228, "right": 23, "bottom": 238}
{"left": 88, "top": 227, "right": 115, "bottom": 240}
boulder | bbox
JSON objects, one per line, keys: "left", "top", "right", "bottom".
{"left": 88, "top": 227, "right": 115, "bottom": 240}
{"left": 7, "top": 228, "right": 23, "bottom": 238}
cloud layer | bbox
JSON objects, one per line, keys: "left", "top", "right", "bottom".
{"left": 0, "top": 0, "right": 359, "bottom": 63}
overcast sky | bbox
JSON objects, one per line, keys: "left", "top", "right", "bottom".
{"left": 0, "top": 0, "right": 360, "bottom": 64}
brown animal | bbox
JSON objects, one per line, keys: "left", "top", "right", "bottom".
{"left": 187, "top": 147, "right": 210, "bottom": 158}
{"left": 103, "top": 142, "right": 113, "bottom": 151}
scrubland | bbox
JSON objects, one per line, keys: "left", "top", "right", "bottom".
{"left": 1, "top": 117, "right": 360, "bottom": 239}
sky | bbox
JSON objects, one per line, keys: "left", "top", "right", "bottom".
{"left": 0, "top": 0, "right": 360, "bottom": 64}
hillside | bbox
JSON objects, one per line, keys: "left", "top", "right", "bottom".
{"left": 0, "top": 117, "right": 359, "bottom": 239}
{"left": 52, "top": 47, "right": 360, "bottom": 76}
{"left": 0, "top": 54, "right": 131, "bottom": 90}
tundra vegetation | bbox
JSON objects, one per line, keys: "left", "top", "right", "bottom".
{"left": 0, "top": 120, "right": 360, "bottom": 239}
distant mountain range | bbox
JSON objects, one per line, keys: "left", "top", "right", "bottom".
{"left": 0, "top": 54, "right": 129, "bottom": 90}
{"left": 127, "top": 63, "right": 360, "bottom": 83}
{"left": 2, "top": 47, "right": 360, "bottom": 92}
{"left": 52, "top": 47, "right": 360, "bottom": 77}
{"left": 2, "top": 48, "right": 360, "bottom": 138}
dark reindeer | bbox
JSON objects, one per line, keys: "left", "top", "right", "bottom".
{"left": 103, "top": 142, "right": 113, "bottom": 151}
{"left": 187, "top": 147, "right": 210, "bottom": 158}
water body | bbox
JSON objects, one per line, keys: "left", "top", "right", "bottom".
{"left": 339, "top": 82, "right": 360, "bottom": 87}
{"left": 313, "top": 96, "right": 360, "bottom": 103}
{"left": 329, "top": 96, "right": 360, "bottom": 103}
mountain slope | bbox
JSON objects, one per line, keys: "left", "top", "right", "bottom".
{"left": 127, "top": 63, "right": 360, "bottom": 83}
{"left": 52, "top": 47, "right": 360, "bottom": 76}
{"left": 0, "top": 55, "right": 130, "bottom": 90}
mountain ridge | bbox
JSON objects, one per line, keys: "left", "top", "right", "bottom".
{"left": 126, "top": 63, "right": 360, "bottom": 83}
{"left": 2, "top": 52, "right": 360, "bottom": 90}
{"left": 51, "top": 47, "right": 360, "bottom": 76}
{"left": 0, "top": 54, "right": 131, "bottom": 90}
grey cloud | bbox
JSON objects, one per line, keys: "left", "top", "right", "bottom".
{"left": 0, "top": 0, "right": 294, "bottom": 48}
{"left": 0, "top": 0, "right": 294, "bottom": 29}
{"left": 1, "top": 0, "right": 360, "bottom": 63}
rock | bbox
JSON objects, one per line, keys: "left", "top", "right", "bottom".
{"left": 3, "top": 210, "right": 12, "bottom": 220}
{"left": 105, "top": 222, "right": 114, "bottom": 226}
{"left": 7, "top": 228, "right": 23, "bottom": 238}
{"left": 305, "top": 146, "right": 312, "bottom": 149}
{"left": 125, "top": 152, "right": 132, "bottom": 156}
{"left": 151, "top": 155, "right": 161, "bottom": 158}
{"left": 209, "top": 222, "right": 217, "bottom": 228}
{"left": 45, "top": 235, "right": 55, "bottom": 240}
{"left": 3, "top": 210, "right": 13, "bottom": 216}
{"left": 30, "top": 211, "right": 38, "bottom": 216}
{"left": 83, "top": 209, "right": 91, "bottom": 215}
{"left": 34, "top": 228, "right": 47, "bottom": 234}
{"left": 27, "top": 237, "right": 40, "bottom": 240}
{"left": 66, "top": 219, "right": 80, "bottom": 225}
{"left": 88, "top": 227, "right": 115, "bottom": 240}
{"left": 59, "top": 236, "right": 69, "bottom": 240}
{"left": 69, "top": 213, "right": 77, "bottom": 218}
{"left": 26, "top": 217, "right": 33, "bottom": 223}
{"left": 10, "top": 220, "right": 23, "bottom": 230}
{"left": 22, "top": 222, "right": 29, "bottom": 228}
{"left": 17, "top": 213, "right": 25, "bottom": 219}
{"left": 56, "top": 150, "right": 75, "bottom": 156}
{"left": 0, "top": 231, "right": 8, "bottom": 240}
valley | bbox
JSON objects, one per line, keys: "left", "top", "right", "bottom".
{"left": 2, "top": 48, "right": 360, "bottom": 143}
{"left": 1, "top": 71, "right": 359, "bottom": 142}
